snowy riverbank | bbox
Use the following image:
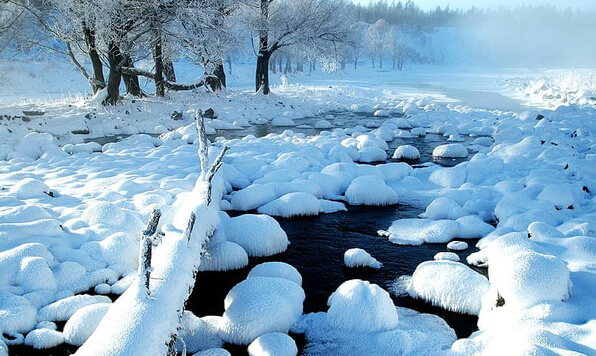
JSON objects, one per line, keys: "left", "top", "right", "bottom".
{"left": 1, "top": 61, "right": 596, "bottom": 355}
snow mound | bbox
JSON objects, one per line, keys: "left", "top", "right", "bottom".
{"left": 345, "top": 175, "right": 398, "bottom": 206}
{"left": 432, "top": 143, "right": 468, "bottom": 158}
{"left": 314, "top": 120, "right": 333, "bottom": 129}
{"left": 343, "top": 248, "right": 382, "bottom": 269}
{"left": 178, "top": 312, "right": 224, "bottom": 354}
{"left": 224, "top": 214, "right": 289, "bottom": 257}
{"left": 421, "top": 197, "right": 467, "bottom": 220}
{"left": 14, "top": 178, "right": 52, "bottom": 199}
{"left": 257, "top": 192, "right": 321, "bottom": 217}
{"left": 537, "top": 184, "right": 575, "bottom": 209}
{"left": 24, "top": 328, "right": 65, "bottom": 349}
{"left": 81, "top": 202, "right": 127, "bottom": 227}
{"left": 379, "top": 218, "right": 460, "bottom": 245}
{"left": 434, "top": 252, "right": 460, "bottom": 261}
{"left": 326, "top": 280, "right": 398, "bottom": 332}
{"left": 376, "top": 162, "right": 412, "bottom": 181}
{"left": 447, "top": 241, "right": 469, "bottom": 251}
{"left": 230, "top": 184, "right": 278, "bottom": 211}
{"left": 0, "top": 292, "right": 38, "bottom": 336}
{"left": 357, "top": 147, "right": 387, "bottom": 163}
{"left": 407, "top": 260, "right": 489, "bottom": 315}
{"left": 63, "top": 303, "right": 111, "bottom": 346}
{"left": 247, "top": 332, "right": 297, "bottom": 356}
{"left": 527, "top": 221, "right": 564, "bottom": 240}
{"left": 489, "top": 251, "right": 570, "bottom": 309}
{"left": 192, "top": 349, "right": 231, "bottom": 356}
{"left": 392, "top": 145, "right": 420, "bottom": 160}
{"left": 38, "top": 294, "right": 111, "bottom": 322}
{"left": 271, "top": 117, "right": 296, "bottom": 127}
{"left": 199, "top": 241, "right": 249, "bottom": 272}
{"left": 220, "top": 276, "right": 305, "bottom": 345}
{"left": 248, "top": 262, "right": 302, "bottom": 286}
{"left": 429, "top": 165, "right": 467, "bottom": 188}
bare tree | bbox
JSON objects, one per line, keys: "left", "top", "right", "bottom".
{"left": 365, "top": 18, "right": 390, "bottom": 69}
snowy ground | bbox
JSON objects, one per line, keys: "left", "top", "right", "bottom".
{"left": 1, "top": 60, "right": 596, "bottom": 356}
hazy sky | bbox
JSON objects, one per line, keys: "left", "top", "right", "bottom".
{"left": 350, "top": 0, "right": 596, "bottom": 11}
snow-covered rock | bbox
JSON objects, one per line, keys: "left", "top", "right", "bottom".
{"left": 343, "top": 248, "right": 382, "bottom": 269}
{"left": 432, "top": 143, "right": 468, "bottom": 158}
{"left": 257, "top": 192, "right": 321, "bottom": 217}
{"left": 224, "top": 215, "right": 289, "bottom": 257}
{"left": 247, "top": 262, "right": 302, "bottom": 286}
{"left": 247, "top": 332, "right": 298, "bottom": 356}
{"left": 392, "top": 145, "right": 420, "bottom": 160}
{"left": 199, "top": 241, "right": 249, "bottom": 272}
{"left": 63, "top": 303, "right": 111, "bottom": 346}
{"left": 345, "top": 175, "right": 398, "bottom": 206}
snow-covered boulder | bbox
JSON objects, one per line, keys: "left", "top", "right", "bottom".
{"left": 432, "top": 143, "right": 468, "bottom": 158}
{"left": 63, "top": 303, "right": 111, "bottom": 346}
{"left": 271, "top": 117, "right": 296, "bottom": 127}
{"left": 257, "top": 192, "right": 321, "bottom": 218}
{"left": 343, "top": 248, "right": 382, "bottom": 269}
{"left": 327, "top": 280, "right": 398, "bottom": 332}
{"left": 392, "top": 145, "right": 420, "bottom": 160}
{"left": 247, "top": 332, "right": 298, "bottom": 356}
{"left": 488, "top": 251, "right": 570, "bottom": 309}
{"left": 421, "top": 197, "right": 467, "bottom": 220}
{"left": 314, "top": 120, "right": 333, "bottom": 129}
{"left": 429, "top": 165, "right": 467, "bottom": 188}
{"left": 407, "top": 260, "right": 489, "bottom": 315}
{"left": 178, "top": 312, "right": 224, "bottom": 354}
{"left": 24, "top": 328, "right": 65, "bottom": 349}
{"left": 14, "top": 178, "right": 52, "bottom": 199}
{"left": 224, "top": 214, "right": 289, "bottom": 257}
{"left": 345, "top": 175, "right": 398, "bottom": 206}
{"left": 199, "top": 241, "right": 249, "bottom": 272}
{"left": 434, "top": 252, "right": 460, "bottom": 261}
{"left": 247, "top": 262, "right": 302, "bottom": 286}
{"left": 447, "top": 241, "right": 469, "bottom": 251}
{"left": 379, "top": 218, "right": 460, "bottom": 245}
{"left": 230, "top": 184, "right": 278, "bottom": 211}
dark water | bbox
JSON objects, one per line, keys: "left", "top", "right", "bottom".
{"left": 188, "top": 205, "right": 480, "bottom": 355}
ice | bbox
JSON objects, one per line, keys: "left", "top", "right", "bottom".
{"left": 258, "top": 192, "right": 321, "bottom": 217}
{"left": 379, "top": 218, "right": 460, "bottom": 245}
{"left": 392, "top": 145, "right": 420, "bottom": 160}
{"left": 247, "top": 332, "right": 297, "bottom": 356}
{"left": 199, "top": 241, "right": 249, "bottom": 272}
{"left": 219, "top": 276, "right": 305, "bottom": 345}
{"left": 432, "top": 143, "right": 468, "bottom": 158}
{"left": 434, "top": 252, "right": 460, "bottom": 261}
{"left": 447, "top": 241, "right": 469, "bottom": 251}
{"left": 14, "top": 178, "right": 52, "bottom": 199}
{"left": 343, "top": 248, "right": 382, "bottom": 269}
{"left": 230, "top": 184, "right": 278, "bottom": 211}
{"left": 421, "top": 196, "right": 467, "bottom": 220}
{"left": 24, "top": 328, "right": 65, "bottom": 349}
{"left": 224, "top": 214, "right": 289, "bottom": 257}
{"left": 345, "top": 175, "right": 398, "bottom": 206}
{"left": 488, "top": 251, "right": 571, "bottom": 309}
{"left": 406, "top": 260, "right": 489, "bottom": 315}
{"left": 429, "top": 165, "right": 467, "bottom": 188}
{"left": 63, "top": 302, "right": 111, "bottom": 346}
{"left": 326, "top": 280, "right": 398, "bottom": 331}
{"left": 247, "top": 262, "right": 302, "bottom": 286}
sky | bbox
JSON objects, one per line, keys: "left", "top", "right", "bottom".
{"left": 350, "top": 0, "right": 596, "bottom": 11}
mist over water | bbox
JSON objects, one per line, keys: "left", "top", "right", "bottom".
{"left": 439, "top": 6, "right": 596, "bottom": 68}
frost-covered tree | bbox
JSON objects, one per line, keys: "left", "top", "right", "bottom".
{"left": 246, "top": 0, "right": 355, "bottom": 94}
{"left": 365, "top": 18, "right": 390, "bottom": 69}
{"left": 389, "top": 24, "right": 405, "bottom": 70}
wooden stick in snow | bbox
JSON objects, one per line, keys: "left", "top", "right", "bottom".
{"left": 138, "top": 209, "right": 162, "bottom": 298}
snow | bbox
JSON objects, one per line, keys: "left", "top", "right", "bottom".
{"left": 63, "top": 303, "right": 111, "bottom": 346}
{"left": 199, "top": 241, "right": 249, "bottom": 272}
{"left": 343, "top": 248, "right": 382, "bottom": 269}
{"left": 434, "top": 252, "right": 460, "bottom": 261}
{"left": 230, "top": 184, "right": 278, "bottom": 211}
{"left": 24, "top": 328, "right": 65, "bottom": 349}
{"left": 405, "top": 261, "right": 490, "bottom": 315}
{"left": 178, "top": 312, "right": 224, "bottom": 354}
{"left": 432, "top": 143, "right": 468, "bottom": 158}
{"left": 247, "top": 332, "right": 298, "bottom": 356}
{"left": 220, "top": 274, "right": 305, "bottom": 345}
{"left": 392, "top": 145, "right": 420, "bottom": 160}
{"left": 247, "top": 262, "right": 302, "bottom": 286}
{"left": 421, "top": 196, "right": 467, "bottom": 220}
{"left": 447, "top": 241, "right": 469, "bottom": 251}
{"left": 344, "top": 175, "right": 398, "bottom": 206}
{"left": 224, "top": 214, "right": 289, "bottom": 257}
{"left": 257, "top": 192, "right": 321, "bottom": 217}
{"left": 378, "top": 218, "right": 461, "bottom": 245}
{"left": 326, "top": 280, "right": 398, "bottom": 332}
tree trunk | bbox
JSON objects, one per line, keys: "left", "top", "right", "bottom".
{"left": 164, "top": 59, "right": 176, "bottom": 82}
{"left": 379, "top": 48, "right": 383, "bottom": 69}
{"left": 270, "top": 56, "right": 276, "bottom": 73}
{"left": 255, "top": 51, "right": 271, "bottom": 94}
{"left": 296, "top": 59, "right": 303, "bottom": 72}
{"left": 122, "top": 56, "right": 142, "bottom": 97}
{"left": 284, "top": 55, "right": 292, "bottom": 74}
{"left": 371, "top": 57, "right": 375, "bottom": 69}
{"left": 82, "top": 24, "right": 105, "bottom": 94}
{"left": 255, "top": 0, "right": 271, "bottom": 94}
{"left": 104, "top": 42, "right": 122, "bottom": 105}
{"left": 354, "top": 57, "right": 358, "bottom": 70}
{"left": 153, "top": 27, "right": 165, "bottom": 97}
{"left": 341, "top": 59, "right": 346, "bottom": 70}
{"left": 226, "top": 56, "right": 232, "bottom": 74}
{"left": 210, "top": 60, "right": 226, "bottom": 90}
{"left": 278, "top": 56, "right": 282, "bottom": 73}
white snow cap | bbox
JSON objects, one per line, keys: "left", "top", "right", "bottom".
{"left": 247, "top": 332, "right": 298, "bottom": 356}
{"left": 432, "top": 143, "right": 468, "bottom": 158}
{"left": 392, "top": 145, "right": 420, "bottom": 160}
{"left": 247, "top": 262, "right": 302, "bottom": 286}
{"left": 224, "top": 214, "right": 289, "bottom": 257}
{"left": 434, "top": 252, "right": 460, "bottom": 261}
{"left": 257, "top": 192, "right": 321, "bottom": 217}
{"left": 488, "top": 251, "right": 570, "bottom": 309}
{"left": 24, "top": 328, "right": 65, "bottom": 349}
{"left": 63, "top": 303, "right": 111, "bottom": 346}
{"left": 345, "top": 175, "right": 398, "bottom": 206}
{"left": 199, "top": 241, "right": 249, "bottom": 272}
{"left": 326, "top": 279, "right": 398, "bottom": 332}
{"left": 421, "top": 196, "right": 467, "bottom": 220}
{"left": 407, "top": 260, "right": 489, "bottom": 315}
{"left": 447, "top": 241, "right": 469, "bottom": 251}
{"left": 343, "top": 248, "right": 382, "bottom": 269}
